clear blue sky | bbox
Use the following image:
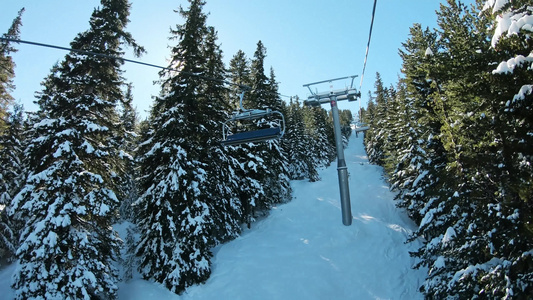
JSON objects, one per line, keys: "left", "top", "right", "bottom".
{"left": 1, "top": 0, "right": 473, "bottom": 119}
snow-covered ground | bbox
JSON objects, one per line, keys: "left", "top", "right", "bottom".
{"left": 0, "top": 133, "right": 426, "bottom": 299}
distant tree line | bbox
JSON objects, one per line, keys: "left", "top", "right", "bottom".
{"left": 363, "top": 0, "right": 533, "bottom": 298}
{"left": 0, "top": 0, "right": 352, "bottom": 298}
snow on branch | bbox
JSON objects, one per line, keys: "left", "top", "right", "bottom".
{"left": 493, "top": 53, "right": 533, "bottom": 74}
{"left": 484, "top": 1, "right": 533, "bottom": 47}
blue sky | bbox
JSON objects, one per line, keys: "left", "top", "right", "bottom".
{"left": 1, "top": 0, "right": 472, "bottom": 118}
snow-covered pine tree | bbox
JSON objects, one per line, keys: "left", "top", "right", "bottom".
{"left": 263, "top": 66, "right": 292, "bottom": 204}
{"left": 303, "top": 105, "right": 334, "bottom": 169}
{"left": 372, "top": 1, "right": 533, "bottom": 297}
{"left": 386, "top": 81, "right": 433, "bottom": 223}
{"left": 200, "top": 26, "right": 242, "bottom": 243}
{"left": 10, "top": 1, "right": 144, "bottom": 298}
{"left": 282, "top": 97, "right": 319, "bottom": 181}
{"left": 477, "top": 0, "right": 533, "bottom": 296}
{"left": 243, "top": 43, "right": 276, "bottom": 211}
{"left": 364, "top": 73, "right": 390, "bottom": 165}
{"left": 118, "top": 83, "right": 140, "bottom": 222}
{"left": 0, "top": 8, "right": 24, "bottom": 133}
{"left": 0, "top": 103, "right": 25, "bottom": 264}
{"left": 339, "top": 109, "right": 353, "bottom": 147}
{"left": 226, "top": 50, "right": 251, "bottom": 110}
{"left": 135, "top": 0, "right": 216, "bottom": 293}
{"left": 224, "top": 50, "right": 266, "bottom": 228}
{"left": 247, "top": 42, "right": 291, "bottom": 209}
{"left": 0, "top": 8, "right": 25, "bottom": 263}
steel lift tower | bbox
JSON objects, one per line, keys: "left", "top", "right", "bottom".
{"left": 303, "top": 75, "right": 361, "bottom": 226}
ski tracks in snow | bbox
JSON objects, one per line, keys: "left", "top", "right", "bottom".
{"left": 178, "top": 133, "right": 426, "bottom": 300}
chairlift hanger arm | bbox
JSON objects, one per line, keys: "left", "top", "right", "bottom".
{"left": 303, "top": 75, "right": 361, "bottom": 106}
{"left": 302, "top": 75, "right": 358, "bottom": 95}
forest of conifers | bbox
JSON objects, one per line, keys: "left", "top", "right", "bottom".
{"left": 0, "top": 0, "right": 532, "bottom": 299}
{"left": 362, "top": 0, "right": 533, "bottom": 298}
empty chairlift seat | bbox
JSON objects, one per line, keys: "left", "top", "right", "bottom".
{"left": 221, "top": 90, "right": 285, "bottom": 146}
{"left": 221, "top": 127, "right": 282, "bottom": 146}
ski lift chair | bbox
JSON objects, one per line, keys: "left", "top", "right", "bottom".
{"left": 221, "top": 91, "right": 285, "bottom": 146}
{"left": 354, "top": 122, "right": 370, "bottom": 133}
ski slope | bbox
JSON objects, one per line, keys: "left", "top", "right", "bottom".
{"left": 0, "top": 133, "right": 426, "bottom": 299}
{"left": 119, "top": 133, "right": 426, "bottom": 299}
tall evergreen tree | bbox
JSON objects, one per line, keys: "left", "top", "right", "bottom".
{"left": 248, "top": 41, "right": 291, "bottom": 210}
{"left": 224, "top": 50, "right": 266, "bottom": 227}
{"left": 135, "top": 0, "right": 217, "bottom": 293}
{"left": 304, "top": 106, "right": 335, "bottom": 168}
{"left": 0, "top": 8, "right": 24, "bottom": 133}
{"left": 364, "top": 73, "right": 390, "bottom": 165}
{"left": 282, "top": 97, "right": 319, "bottom": 181}
{"left": 364, "top": 0, "right": 533, "bottom": 297}
{"left": 117, "top": 83, "right": 139, "bottom": 222}
{"left": 10, "top": 1, "right": 143, "bottom": 298}
{"left": 0, "top": 103, "right": 25, "bottom": 263}
{"left": 226, "top": 50, "right": 251, "bottom": 110}
{"left": 200, "top": 26, "right": 242, "bottom": 243}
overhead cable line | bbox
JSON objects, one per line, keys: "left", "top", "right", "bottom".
{"left": 0, "top": 37, "right": 251, "bottom": 90}
{"left": 358, "top": 0, "right": 378, "bottom": 114}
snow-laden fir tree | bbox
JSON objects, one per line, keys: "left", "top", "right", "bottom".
{"left": 363, "top": 0, "right": 533, "bottom": 298}
{"left": 0, "top": 8, "right": 24, "bottom": 263}
{"left": 0, "top": 8, "right": 24, "bottom": 133}
{"left": 200, "top": 26, "right": 242, "bottom": 243}
{"left": 393, "top": 24, "right": 447, "bottom": 225}
{"left": 10, "top": 0, "right": 144, "bottom": 298}
{"left": 479, "top": 0, "right": 533, "bottom": 296}
{"left": 224, "top": 50, "right": 267, "bottom": 228}
{"left": 364, "top": 73, "right": 394, "bottom": 166}
{"left": 263, "top": 66, "right": 292, "bottom": 205}
{"left": 0, "top": 103, "right": 25, "bottom": 264}
{"left": 282, "top": 98, "right": 319, "bottom": 181}
{"left": 135, "top": 0, "right": 220, "bottom": 293}
{"left": 246, "top": 41, "right": 291, "bottom": 212}
{"left": 308, "top": 107, "right": 334, "bottom": 174}
{"left": 117, "top": 83, "right": 140, "bottom": 222}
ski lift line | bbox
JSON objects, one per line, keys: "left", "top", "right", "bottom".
{"left": 358, "top": 0, "right": 378, "bottom": 92}
{"left": 0, "top": 37, "right": 251, "bottom": 90}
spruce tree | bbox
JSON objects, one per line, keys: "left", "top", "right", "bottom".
{"left": 224, "top": 43, "right": 291, "bottom": 226}
{"left": 263, "top": 66, "right": 292, "bottom": 204}
{"left": 0, "top": 103, "right": 25, "bottom": 263}
{"left": 10, "top": 1, "right": 143, "bottom": 298}
{"left": 225, "top": 50, "right": 265, "bottom": 228}
{"left": 117, "top": 83, "right": 139, "bottom": 222}
{"left": 248, "top": 42, "right": 291, "bottom": 208}
{"left": 135, "top": 0, "right": 217, "bottom": 293}
{"left": 478, "top": 0, "right": 533, "bottom": 296}
{"left": 201, "top": 26, "right": 242, "bottom": 243}
{"left": 304, "top": 106, "right": 334, "bottom": 168}
{"left": 283, "top": 97, "right": 319, "bottom": 181}
{"left": 364, "top": 73, "right": 389, "bottom": 165}
{"left": 226, "top": 50, "right": 251, "bottom": 110}
{"left": 363, "top": 1, "right": 533, "bottom": 297}
{"left": 0, "top": 8, "right": 24, "bottom": 133}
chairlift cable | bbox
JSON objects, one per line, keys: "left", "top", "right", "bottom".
{"left": 0, "top": 37, "right": 251, "bottom": 90}
{"left": 1, "top": 37, "right": 295, "bottom": 100}
{"left": 358, "top": 0, "right": 378, "bottom": 117}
